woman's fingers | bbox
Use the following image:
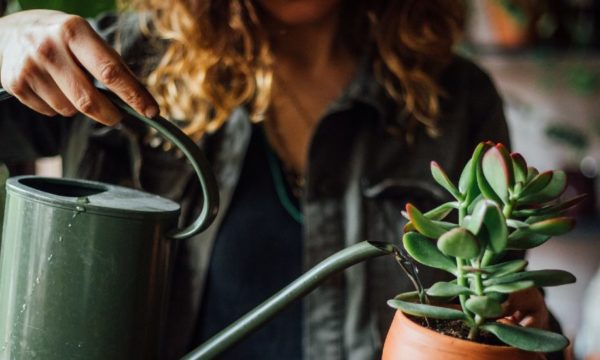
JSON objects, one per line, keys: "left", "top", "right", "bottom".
{"left": 28, "top": 68, "right": 77, "bottom": 117}
{"left": 501, "top": 288, "right": 550, "bottom": 330}
{"left": 36, "top": 36, "right": 123, "bottom": 125}
{"left": 0, "top": 11, "right": 159, "bottom": 124}
{"left": 62, "top": 16, "right": 159, "bottom": 118}
{"left": 10, "top": 81, "right": 57, "bottom": 117}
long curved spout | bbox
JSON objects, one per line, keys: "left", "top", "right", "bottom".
{"left": 182, "top": 241, "right": 395, "bottom": 360}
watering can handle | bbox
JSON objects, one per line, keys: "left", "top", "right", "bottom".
{"left": 0, "top": 87, "right": 219, "bottom": 240}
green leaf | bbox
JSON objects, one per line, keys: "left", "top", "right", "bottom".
{"left": 437, "top": 227, "right": 480, "bottom": 259}
{"left": 519, "top": 171, "right": 567, "bottom": 204}
{"left": 403, "top": 202, "right": 458, "bottom": 232}
{"left": 526, "top": 167, "right": 539, "bottom": 182}
{"left": 520, "top": 171, "right": 552, "bottom": 197}
{"left": 470, "top": 200, "right": 507, "bottom": 253}
{"left": 465, "top": 296, "right": 503, "bottom": 318}
{"left": 477, "top": 153, "right": 503, "bottom": 204}
{"left": 426, "top": 281, "right": 473, "bottom": 297}
{"left": 481, "top": 323, "right": 569, "bottom": 352}
{"left": 483, "top": 259, "right": 528, "bottom": 278}
{"left": 484, "top": 280, "right": 535, "bottom": 293}
{"left": 459, "top": 158, "right": 474, "bottom": 194}
{"left": 486, "top": 292, "right": 509, "bottom": 303}
{"left": 425, "top": 202, "right": 459, "bottom": 219}
{"left": 511, "top": 152, "right": 527, "bottom": 183}
{"left": 465, "top": 199, "right": 487, "bottom": 234}
{"left": 482, "top": 144, "right": 513, "bottom": 203}
{"left": 513, "top": 194, "right": 587, "bottom": 217}
{"left": 506, "top": 219, "right": 529, "bottom": 229}
{"left": 431, "top": 161, "right": 462, "bottom": 200}
{"left": 387, "top": 299, "right": 467, "bottom": 320}
{"left": 406, "top": 204, "right": 448, "bottom": 238}
{"left": 483, "top": 269, "right": 576, "bottom": 287}
{"left": 403, "top": 232, "right": 456, "bottom": 275}
{"left": 460, "top": 142, "right": 487, "bottom": 202}
{"left": 529, "top": 217, "right": 575, "bottom": 236}
{"left": 507, "top": 232, "right": 551, "bottom": 250}
{"left": 393, "top": 291, "right": 420, "bottom": 302}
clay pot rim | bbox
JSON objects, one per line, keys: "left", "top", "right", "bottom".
{"left": 396, "top": 309, "right": 517, "bottom": 352}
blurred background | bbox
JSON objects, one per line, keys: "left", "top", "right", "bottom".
{"left": 3, "top": 0, "right": 600, "bottom": 358}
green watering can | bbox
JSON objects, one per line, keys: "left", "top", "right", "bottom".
{"left": 0, "top": 88, "right": 395, "bottom": 359}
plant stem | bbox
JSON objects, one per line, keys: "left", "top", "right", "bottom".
{"left": 502, "top": 202, "right": 513, "bottom": 219}
{"left": 456, "top": 258, "right": 473, "bottom": 321}
{"left": 468, "top": 315, "right": 484, "bottom": 340}
{"left": 457, "top": 202, "right": 474, "bottom": 321}
{"left": 459, "top": 205, "right": 467, "bottom": 226}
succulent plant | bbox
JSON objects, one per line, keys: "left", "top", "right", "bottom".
{"left": 389, "top": 142, "right": 582, "bottom": 353}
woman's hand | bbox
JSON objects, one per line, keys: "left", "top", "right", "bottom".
{"left": 499, "top": 288, "right": 550, "bottom": 329}
{"left": 0, "top": 10, "right": 158, "bottom": 125}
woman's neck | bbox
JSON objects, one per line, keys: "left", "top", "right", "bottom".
{"left": 265, "top": 8, "right": 345, "bottom": 73}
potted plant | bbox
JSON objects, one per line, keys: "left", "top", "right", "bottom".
{"left": 383, "top": 142, "right": 583, "bottom": 360}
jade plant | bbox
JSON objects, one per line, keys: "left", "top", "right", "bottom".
{"left": 389, "top": 142, "right": 582, "bottom": 352}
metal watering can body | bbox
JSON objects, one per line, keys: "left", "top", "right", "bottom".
{"left": 0, "top": 89, "right": 395, "bottom": 360}
{"left": 0, "top": 177, "right": 180, "bottom": 359}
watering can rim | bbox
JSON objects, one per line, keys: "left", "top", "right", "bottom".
{"left": 6, "top": 175, "right": 180, "bottom": 220}
{"left": 0, "top": 87, "right": 219, "bottom": 239}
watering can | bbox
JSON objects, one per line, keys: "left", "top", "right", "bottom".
{"left": 0, "top": 88, "right": 395, "bottom": 360}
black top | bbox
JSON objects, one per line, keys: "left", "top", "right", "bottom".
{"left": 194, "top": 124, "right": 303, "bottom": 359}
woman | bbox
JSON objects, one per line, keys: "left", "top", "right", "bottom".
{"left": 0, "top": 1, "right": 553, "bottom": 359}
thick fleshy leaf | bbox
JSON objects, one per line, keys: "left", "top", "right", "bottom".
{"left": 403, "top": 232, "right": 456, "bottom": 274}
{"left": 486, "top": 292, "right": 509, "bottom": 303}
{"left": 403, "top": 202, "right": 458, "bottom": 232}
{"left": 482, "top": 145, "right": 513, "bottom": 203}
{"left": 404, "top": 219, "right": 458, "bottom": 234}
{"left": 506, "top": 219, "right": 529, "bottom": 229}
{"left": 406, "top": 204, "right": 447, "bottom": 238}
{"left": 507, "top": 232, "right": 551, "bottom": 250}
{"left": 483, "top": 269, "right": 576, "bottom": 287}
{"left": 511, "top": 152, "right": 527, "bottom": 183}
{"left": 529, "top": 217, "right": 575, "bottom": 236}
{"left": 513, "top": 194, "right": 587, "bottom": 217}
{"left": 426, "top": 281, "right": 474, "bottom": 297}
{"left": 477, "top": 156, "right": 503, "bottom": 204}
{"left": 472, "top": 200, "right": 507, "bottom": 253}
{"left": 387, "top": 299, "right": 467, "bottom": 320}
{"left": 519, "top": 171, "right": 567, "bottom": 204}
{"left": 484, "top": 280, "right": 535, "bottom": 294}
{"left": 465, "top": 296, "right": 503, "bottom": 318}
{"left": 393, "top": 291, "right": 420, "bottom": 302}
{"left": 520, "top": 171, "right": 552, "bottom": 197}
{"left": 460, "top": 142, "right": 487, "bottom": 202}
{"left": 483, "top": 259, "right": 528, "bottom": 278}
{"left": 465, "top": 199, "right": 487, "bottom": 234}
{"left": 459, "top": 158, "right": 474, "bottom": 194}
{"left": 481, "top": 323, "right": 569, "bottom": 352}
{"left": 431, "top": 161, "right": 462, "bottom": 200}
{"left": 526, "top": 166, "right": 539, "bottom": 182}
{"left": 437, "top": 227, "right": 480, "bottom": 259}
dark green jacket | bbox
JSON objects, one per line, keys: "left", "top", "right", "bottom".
{"left": 0, "top": 13, "right": 520, "bottom": 360}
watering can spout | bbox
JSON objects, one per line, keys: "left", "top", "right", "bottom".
{"left": 182, "top": 241, "right": 395, "bottom": 360}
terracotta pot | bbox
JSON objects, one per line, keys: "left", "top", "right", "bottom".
{"left": 382, "top": 310, "right": 545, "bottom": 360}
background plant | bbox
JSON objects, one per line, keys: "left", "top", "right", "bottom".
{"left": 389, "top": 141, "right": 582, "bottom": 352}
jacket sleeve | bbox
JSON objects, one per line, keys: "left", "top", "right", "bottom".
{"left": 0, "top": 97, "right": 70, "bottom": 163}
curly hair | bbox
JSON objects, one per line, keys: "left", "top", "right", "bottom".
{"left": 121, "top": 0, "right": 464, "bottom": 142}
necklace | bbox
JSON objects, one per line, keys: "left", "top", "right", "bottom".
{"left": 264, "top": 73, "right": 318, "bottom": 198}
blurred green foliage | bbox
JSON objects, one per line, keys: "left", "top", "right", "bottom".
{"left": 16, "top": 0, "right": 115, "bottom": 17}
